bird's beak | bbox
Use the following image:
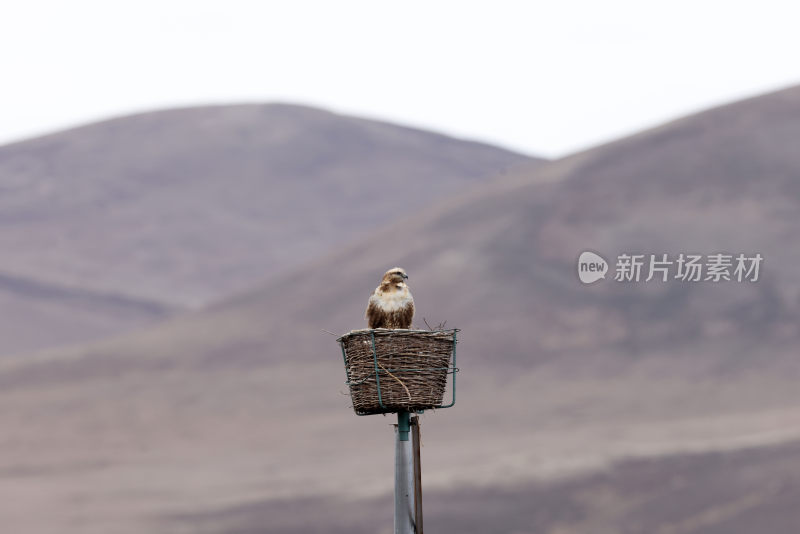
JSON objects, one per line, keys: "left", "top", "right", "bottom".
{"left": 402, "top": 273, "right": 409, "bottom": 279}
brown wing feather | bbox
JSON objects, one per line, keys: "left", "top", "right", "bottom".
{"left": 365, "top": 295, "right": 386, "bottom": 329}
{"left": 397, "top": 300, "right": 414, "bottom": 328}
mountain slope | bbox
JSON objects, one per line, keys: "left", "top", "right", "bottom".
{"left": 171, "top": 441, "right": 800, "bottom": 534}
{"left": 0, "top": 270, "right": 172, "bottom": 357}
{"left": 0, "top": 105, "right": 536, "bottom": 356}
{"left": 3, "top": 86, "right": 800, "bottom": 533}
{"left": 0, "top": 104, "right": 536, "bottom": 308}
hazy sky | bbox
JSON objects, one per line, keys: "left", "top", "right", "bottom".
{"left": 2, "top": 1, "right": 799, "bottom": 158}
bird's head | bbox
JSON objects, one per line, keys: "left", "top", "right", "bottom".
{"left": 382, "top": 267, "right": 409, "bottom": 285}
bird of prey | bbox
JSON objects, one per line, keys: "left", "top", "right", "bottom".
{"left": 365, "top": 267, "right": 415, "bottom": 329}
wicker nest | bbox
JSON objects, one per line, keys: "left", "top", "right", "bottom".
{"left": 337, "top": 328, "right": 458, "bottom": 415}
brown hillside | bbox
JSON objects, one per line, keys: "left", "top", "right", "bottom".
{"left": 2, "top": 87, "right": 800, "bottom": 533}
{"left": 0, "top": 105, "right": 535, "bottom": 355}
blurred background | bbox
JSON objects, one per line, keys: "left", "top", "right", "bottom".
{"left": 2, "top": 1, "right": 800, "bottom": 533}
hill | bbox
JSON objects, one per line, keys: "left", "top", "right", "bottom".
{"left": 173, "top": 441, "right": 800, "bottom": 533}
{"left": 0, "top": 104, "right": 535, "bottom": 355}
{"left": 2, "top": 86, "right": 800, "bottom": 532}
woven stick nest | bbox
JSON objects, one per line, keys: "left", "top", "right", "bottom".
{"left": 338, "top": 328, "right": 458, "bottom": 415}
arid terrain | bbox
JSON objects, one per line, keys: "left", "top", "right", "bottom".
{"left": 0, "top": 105, "right": 534, "bottom": 356}
{"left": 1, "top": 87, "right": 800, "bottom": 533}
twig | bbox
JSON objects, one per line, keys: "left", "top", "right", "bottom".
{"left": 377, "top": 362, "right": 412, "bottom": 401}
{"left": 422, "top": 318, "right": 447, "bottom": 331}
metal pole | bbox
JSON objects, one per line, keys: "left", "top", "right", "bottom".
{"left": 411, "top": 416, "right": 423, "bottom": 534}
{"left": 394, "top": 411, "right": 415, "bottom": 533}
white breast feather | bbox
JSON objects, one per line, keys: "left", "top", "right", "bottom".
{"left": 373, "top": 285, "right": 413, "bottom": 312}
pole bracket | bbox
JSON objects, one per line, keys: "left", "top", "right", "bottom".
{"left": 397, "top": 411, "right": 411, "bottom": 441}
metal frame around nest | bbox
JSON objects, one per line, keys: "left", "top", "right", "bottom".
{"left": 338, "top": 328, "right": 459, "bottom": 415}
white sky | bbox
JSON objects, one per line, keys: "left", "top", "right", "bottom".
{"left": 1, "top": 0, "right": 799, "bottom": 158}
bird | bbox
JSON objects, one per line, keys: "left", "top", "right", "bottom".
{"left": 365, "top": 267, "right": 415, "bottom": 329}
